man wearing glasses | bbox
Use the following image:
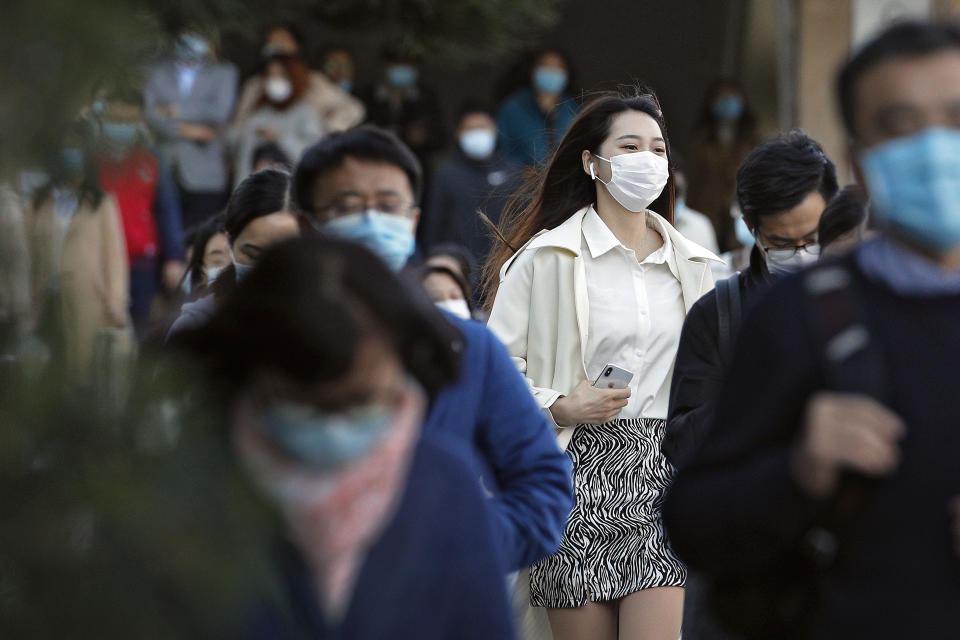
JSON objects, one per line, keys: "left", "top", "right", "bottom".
{"left": 291, "top": 126, "right": 575, "bottom": 574}
{"left": 663, "top": 130, "right": 837, "bottom": 471}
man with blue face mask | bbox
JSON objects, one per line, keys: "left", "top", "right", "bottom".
{"left": 292, "top": 126, "right": 574, "bottom": 573}
{"left": 664, "top": 21, "right": 960, "bottom": 638}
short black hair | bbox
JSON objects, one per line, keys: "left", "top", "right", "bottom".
{"left": 251, "top": 142, "right": 291, "bottom": 170}
{"left": 736, "top": 130, "right": 838, "bottom": 227}
{"left": 837, "top": 20, "right": 960, "bottom": 139}
{"left": 817, "top": 185, "right": 868, "bottom": 251}
{"left": 292, "top": 125, "right": 423, "bottom": 214}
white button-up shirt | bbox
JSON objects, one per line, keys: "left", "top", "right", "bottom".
{"left": 581, "top": 207, "right": 685, "bottom": 420}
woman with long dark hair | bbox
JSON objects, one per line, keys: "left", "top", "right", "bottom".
{"left": 484, "top": 88, "right": 720, "bottom": 639}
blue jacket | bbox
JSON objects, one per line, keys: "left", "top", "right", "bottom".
{"left": 240, "top": 434, "right": 516, "bottom": 640}
{"left": 424, "top": 314, "right": 574, "bottom": 570}
{"left": 496, "top": 88, "right": 579, "bottom": 167}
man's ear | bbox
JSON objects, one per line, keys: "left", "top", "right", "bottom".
{"left": 410, "top": 207, "right": 421, "bottom": 232}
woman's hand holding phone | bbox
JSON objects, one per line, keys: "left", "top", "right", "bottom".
{"left": 550, "top": 380, "right": 631, "bottom": 427}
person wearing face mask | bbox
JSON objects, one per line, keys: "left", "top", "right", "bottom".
{"left": 179, "top": 215, "right": 231, "bottom": 298}
{"left": 321, "top": 47, "right": 357, "bottom": 95}
{"left": 664, "top": 131, "right": 837, "bottom": 471}
{"left": 144, "top": 29, "right": 237, "bottom": 230}
{"left": 166, "top": 169, "right": 299, "bottom": 340}
{"left": 232, "top": 25, "right": 365, "bottom": 136}
{"left": 419, "top": 101, "right": 520, "bottom": 261}
{"left": 687, "top": 80, "right": 763, "bottom": 252}
{"left": 664, "top": 22, "right": 960, "bottom": 638}
{"left": 496, "top": 48, "right": 581, "bottom": 167}
{"left": 27, "top": 120, "right": 130, "bottom": 380}
{"left": 292, "top": 126, "right": 574, "bottom": 577}
{"left": 230, "top": 54, "right": 324, "bottom": 186}
{"left": 95, "top": 91, "right": 187, "bottom": 339}
{"left": 174, "top": 237, "right": 516, "bottom": 639}
{"left": 421, "top": 264, "right": 474, "bottom": 320}
{"left": 484, "top": 88, "right": 720, "bottom": 640}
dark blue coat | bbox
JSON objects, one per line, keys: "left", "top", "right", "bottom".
{"left": 496, "top": 88, "right": 579, "bottom": 167}
{"left": 424, "top": 314, "right": 574, "bottom": 571}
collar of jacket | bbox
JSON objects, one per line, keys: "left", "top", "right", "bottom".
{"left": 501, "top": 205, "right": 722, "bottom": 278}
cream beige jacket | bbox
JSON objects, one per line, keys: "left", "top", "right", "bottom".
{"left": 487, "top": 206, "right": 722, "bottom": 450}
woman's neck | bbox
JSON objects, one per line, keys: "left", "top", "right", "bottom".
{"left": 535, "top": 90, "right": 559, "bottom": 114}
{"left": 594, "top": 188, "right": 661, "bottom": 260}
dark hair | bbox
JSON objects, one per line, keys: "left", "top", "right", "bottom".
{"left": 455, "top": 99, "right": 494, "bottom": 127}
{"left": 175, "top": 236, "right": 461, "bottom": 402}
{"left": 837, "top": 21, "right": 960, "bottom": 140}
{"left": 736, "top": 130, "right": 838, "bottom": 228}
{"left": 426, "top": 243, "right": 477, "bottom": 282}
{"left": 482, "top": 88, "right": 675, "bottom": 305}
{"left": 421, "top": 265, "right": 473, "bottom": 307}
{"left": 34, "top": 118, "right": 104, "bottom": 210}
{"left": 818, "top": 184, "right": 868, "bottom": 251}
{"left": 224, "top": 169, "right": 292, "bottom": 243}
{"left": 693, "top": 78, "right": 758, "bottom": 143}
{"left": 292, "top": 125, "right": 423, "bottom": 213}
{"left": 263, "top": 23, "right": 305, "bottom": 49}
{"left": 251, "top": 142, "right": 291, "bottom": 171}
{"left": 184, "top": 214, "right": 227, "bottom": 293}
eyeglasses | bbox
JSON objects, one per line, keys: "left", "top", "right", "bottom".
{"left": 311, "top": 197, "right": 415, "bottom": 221}
{"left": 755, "top": 233, "right": 821, "bottom": 258}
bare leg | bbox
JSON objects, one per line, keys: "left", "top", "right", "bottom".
{"left": 547, "top": 600, "right": 618, "bottom": 640}
{"left": 618, "top": 586, "right": 684, "bottom": 640}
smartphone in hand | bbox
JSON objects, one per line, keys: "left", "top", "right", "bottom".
{"left": 593, "top": 364, "right": 633, "bottom": 390}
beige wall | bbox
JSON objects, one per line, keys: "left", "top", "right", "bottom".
{"left": 796, "top": 0, "right": 852, "bottom": 178}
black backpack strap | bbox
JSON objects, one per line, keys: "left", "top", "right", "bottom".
{"left": 715, "top": 273, "right": 740, "bottom": 367}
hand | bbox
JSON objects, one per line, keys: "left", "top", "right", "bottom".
{"left": 255, "top": 126, "right": 278, "bottom": 141}
{"left": 177, "top": 123, "right": 217, "bottom": 143}
{"left": 792, "top": 392, "right": 905, "bottom": 498}
{"left": 162, "top": 259, "right": 187, "bottom": 292}
{"left": 949, "top": 496, "right": 960, "bottom": 557}
{"left": 549, "top": 380, "right": 631, "bottom": 427}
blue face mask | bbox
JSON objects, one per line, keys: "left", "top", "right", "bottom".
{"left": 459, "top": 128, "right": 497, "bottom": 160}
{"left": 735, "top": 216, "right": 755, "bottom": 247}
{"left": 259, "top": 402, "right": 392, "bottom": 471}
{"left": 712, "top": 94, "right": 744, "bottom": 121}
{"left": 338, "top": 79, "right": 354, "bottom": 94}
{"left": 322, "top": 210, "right": 416, "bottom": 271}
{"left": 233, "top": 258, "right": 255, "bottom": 283}
{"left": 860, "top": 127, "right": 960, "bottom": 252}
{"left": 103, "top": 122, "right": 140, "bottom": 148}
{"left": 175, "top": 33, "right": 210, "bottom": 63}
{"left": 386, "top": 65, "right": 418, "bottom": 89}
{"left": 532, "top": 67, "right": 568, "bottom": 95}
{"left": 59, "top": 148, "right": 84, "bottom": 175}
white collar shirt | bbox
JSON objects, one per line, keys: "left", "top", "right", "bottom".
{"left": 581, "top": 206, "right": 685, "bottom": 420}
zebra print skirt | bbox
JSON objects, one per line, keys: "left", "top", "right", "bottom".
{"left": 530, "top": 418, "right": 686, "bottom": 608}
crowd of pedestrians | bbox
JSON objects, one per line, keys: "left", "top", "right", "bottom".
{"left": 2, "top": 17, "right": 960, "bottom": 640}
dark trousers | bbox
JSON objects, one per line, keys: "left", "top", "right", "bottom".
{"left": 129, "top": 255, "right": 157, "bottom": 339}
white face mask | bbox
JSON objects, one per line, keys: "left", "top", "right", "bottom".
{"left": 760, "top": 242, "right": 821, "bottom": 275}
{"left": 590, "top": 151, "right": 669, "bottom": 213}
{"left": 435, "top": 298, "right": 471, "bottom": 320}
{"left": 459, "top": 129, "right": 497, "bottom": 160}
{"left": 264, "top": 76, "right": 293, "bottom": 103}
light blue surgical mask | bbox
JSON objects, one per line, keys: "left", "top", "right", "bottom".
{"left": 338, "top": 79, "right": 354, "bottom": 94}
{"left": 59, "top": 148, "right": 84, "bottom": 175}
{"left": 459, "top": 128, "right": 497, "bottom": 160}
{"left": 232, "top": 258, "right": 255, "bottom": 283}
{"left": 712, "top": 95, "right": 744, "bottom": 121}
{"left": 533, "top": 67, "right": 567, "bottom": 95}
{"left": 322, "top": 210, "right": 416, "bottom": 271}
{"left": 175, "top": 33, "right": 210, "bottom": 63}
{"left": 386, "top": 65, "right": 418, "bottom": 89}
{"left": 860, "top": 127, "right": 960, "bottom": 252}
{"left": 204, "top": 264, "right": 226, "bottom": 283}
{"left": 259, "top": 402, "right": 392, "bottom": 471}
{"left": 103, "top": 122, "right": 140, "bottom": 148}
{"left": 735, "top": 216, "right": 755, "bottom": 247}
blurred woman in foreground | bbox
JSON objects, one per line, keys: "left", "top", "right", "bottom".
{"left": 176, "top": 237, "right": 515, "bottom": 639}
